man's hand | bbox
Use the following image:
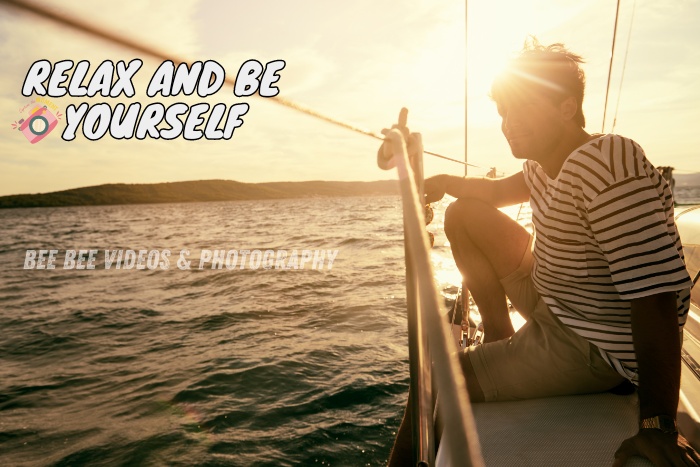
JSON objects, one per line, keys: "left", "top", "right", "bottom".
{"left": 424, "top": 174, "right": 449, "bottom": 203}
{"left": 613, "top": 430, "right": 700, "bottom": 466}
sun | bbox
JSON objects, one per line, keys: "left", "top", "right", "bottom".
{"left": 465, "top": 0, "right": 577, "bottom": 126}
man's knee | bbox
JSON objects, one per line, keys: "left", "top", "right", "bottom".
{"left": 444, "top": 198, "right": 494, "bottom": 239}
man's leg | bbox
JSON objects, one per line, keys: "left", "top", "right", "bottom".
{"left": 444, "top": 198, "right": 531, "bottom": 343}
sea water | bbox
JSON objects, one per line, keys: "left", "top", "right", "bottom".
{"left": 1, "top": 188, "right": 697, "bottom": 466}
{"left": 0, "top": 196, "right": 419, "bottom": 467}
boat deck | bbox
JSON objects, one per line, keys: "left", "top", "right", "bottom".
{"left": 462, "top": 393, "right": 653, "bottom": 466}
{"left": 437, "top": 305, "right": 700, "bottom": 466}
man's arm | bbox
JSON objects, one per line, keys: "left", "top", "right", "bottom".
{"left": 424, "top": 171, "right": 530, "bottom": 208}
{"left": 631, "top": 291, "right": 681, "bottom": 421}
{"left": 612, "top": 291, "right": 700, "bottom": 466}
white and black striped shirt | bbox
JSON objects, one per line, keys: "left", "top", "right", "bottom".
{"left": 523, "top": 134, "right": 692, "bottom": 383}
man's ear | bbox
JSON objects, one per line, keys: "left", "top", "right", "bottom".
{"left": 560, "top": 96, "right": 578, "bottom": 121}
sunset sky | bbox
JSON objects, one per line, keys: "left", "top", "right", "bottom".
{"left": 1, "top": 0, "right": 699, "bottom": 196}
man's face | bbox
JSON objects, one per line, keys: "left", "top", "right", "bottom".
{"left": 496, "top": 90, "right": 566, "bottom": 162}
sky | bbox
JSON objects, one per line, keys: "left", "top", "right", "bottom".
{"left": 1, "top": 0, "right": 699, "bottom": 196}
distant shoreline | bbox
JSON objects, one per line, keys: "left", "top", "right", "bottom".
{"left": 0, "top": 179, "right": 399, "bottom": 209}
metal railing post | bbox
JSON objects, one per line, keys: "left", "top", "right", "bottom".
{"left": 405, "top": 136, "right": 434, "bottom": 466}
{"left": 386, "top": 129, "right": 484, "bottom": 467}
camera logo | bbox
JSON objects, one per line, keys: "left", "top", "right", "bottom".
{"left": 19, "top": 106, "right": 58, "bottom": 143}
{"left": 12, "top": 99, "right": 62, "bottom": 144}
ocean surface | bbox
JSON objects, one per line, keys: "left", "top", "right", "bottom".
{"left": 1, "top": 187, "right": 698, "bottom": 467}
{"left": 0, "top": 195, "right": 467, "bottom": 467}
{"left": 675, "top": 185, "right": 700, "bottom": 206}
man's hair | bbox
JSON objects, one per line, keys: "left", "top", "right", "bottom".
{"left": 491, "top": 38, "right": 587, "bottom": 127}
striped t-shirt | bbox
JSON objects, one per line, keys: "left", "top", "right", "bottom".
{"left": 523, "top": 134, "right": 692, "bottom": 383}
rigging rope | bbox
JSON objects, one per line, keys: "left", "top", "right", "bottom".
{"left": 611, "top": 0, "right": 636, "bottom": 133}
{"left": 464, "top": 0, "right": 469, "bottom": 176}
{"left": 602, "top": 0, "right": 622, "bottom": 133}
{"left": 1, "top": 0, "right": 481, "bottom": 170}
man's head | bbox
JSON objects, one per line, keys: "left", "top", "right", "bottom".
{"left": 491, "top": 39, "right": 588, "bottom": 162}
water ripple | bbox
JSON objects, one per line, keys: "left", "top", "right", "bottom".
{"left": 0, "top": 196, "right": 416, "bottom": 466}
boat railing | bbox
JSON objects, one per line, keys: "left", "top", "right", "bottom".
{"left": 383, "top": 128, "right": 484, "bottom": 466}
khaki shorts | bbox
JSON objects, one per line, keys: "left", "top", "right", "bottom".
{"left": 465, "top": 236, "right": 626, "bottom": 401}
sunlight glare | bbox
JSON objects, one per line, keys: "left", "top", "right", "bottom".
{"left": 466, "top": 0, "right": 579, "bottom": 126}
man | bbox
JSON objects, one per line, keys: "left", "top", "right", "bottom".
{"left": 381, "top": 40, "right": 699, "bottom": 466}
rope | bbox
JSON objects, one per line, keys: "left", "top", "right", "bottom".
{"left": 1, "top": 0, "right": 481, "bottom": 170}
{"left": 602, "top": 0, "right": 622, "bottom": 132}
{"left": 464, "top": 0, "right": 469, "bottom": 176}
{"left": 611, "top": 0, "right": 636, "bottom": 133}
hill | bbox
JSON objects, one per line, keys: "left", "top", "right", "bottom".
{"left": 0, "top": 179, "right": 399, "bottom": 209}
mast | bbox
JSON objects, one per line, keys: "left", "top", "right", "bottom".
{"left": 464, "top": 0, "right": 469, "bottom": 177}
